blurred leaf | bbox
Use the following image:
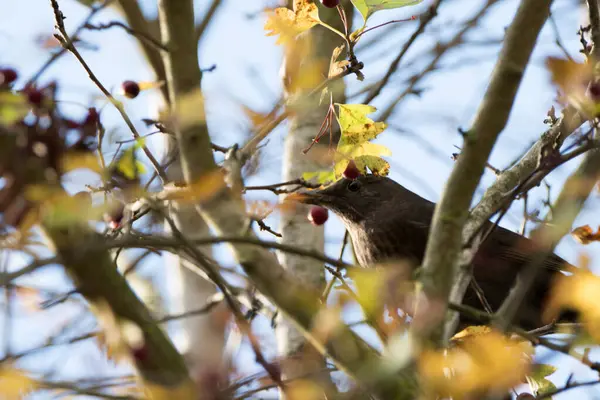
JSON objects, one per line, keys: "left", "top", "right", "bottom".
{"left": 61, "top": 152, "right": 103, "bottom": 174}
{"left": 348, "top": 268, "right": 387, "bottom": 316}
{"left": 526, "top": 364, "right": 557, "bottom": 398}
{"left": 25, "top": 185, "right": 106, "bottom": 226}
{"left": 571, "top": 224, "right": 600, "bottom": 244}
{"left": 160, "top": 170, "right": 226, "bottom": 205}
{"left": 0, "top": 92, "right": 29, "bottom": 125}
{"left": 0, "top": 365, "right": 40, "bottom": 398}
{"left": 419, "top": 330, "right": 532, "bottom": 398}
{"left": 264, "top": 0, "right": 321, "bottom": 45}
{"left": 451, "top": 325, "right": 492, "bottom": 342}
{"left": 543, "top": 266, "right": 600, "bottom": 342}
{"left": 142, "top": 380, "right": 199, "bottom": 400}
{"left": 92, "top": 300, "right": 143, "bottom": 364}
{"left": 546, "top": 57, "right": 597, "bottom": 117}
{"left": 351, "top": 0, "right": 423, "bottom": 22}
{"left": 286, "top": 379, "right": 324, "bottom": 400}
{"left": 137, "top": 80, "right": 165, "bottom": 92}
{"left": 302, "top": 170, "right": 335, "bottom": 184}
{"left": 115, "top": 147, "right": 141, "bottom": 180}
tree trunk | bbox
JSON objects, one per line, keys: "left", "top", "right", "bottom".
{"left": 275, "top": 2, "right": 352, "bottom": 395}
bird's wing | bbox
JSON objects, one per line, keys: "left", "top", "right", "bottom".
{"left": 482, "top": 224, "right": 570, "bottom": 272}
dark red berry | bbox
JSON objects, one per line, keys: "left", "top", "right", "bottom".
{"left": 64, "top": 119, "right": 81, "bottom": 130}
{"left": 590, "top": 83, "right": 600, "bottom": 101}
{"left": 121, "top": 80, "right": 140, "bottom": 99}
{"left": 104, "top": 203, "right": 124, "bottom": 229}
{"left": 0, "top": 68, "right": 18, "bottom": 85}
{"left": 342, "top": 160, "right": 361, "bottom": 180}
{"left": 84, "top": 108, "right": 99, "bottom": 126}
{"left": 25, "top": 88, "right": 44, "bottom": 106}
{"left": 321, "top": 0, "right": 340, "bottom": 8}
{"left": 131, "top": 344, "right": 148, "bottom": 362}
{"left": 308, "top": 206, "right": 328, "bottom": 226}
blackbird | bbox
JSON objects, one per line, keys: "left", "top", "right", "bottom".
{"left": 296, "top": 174, "right": 575, "bottom": 331}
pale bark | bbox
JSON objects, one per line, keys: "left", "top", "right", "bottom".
{"left": 275, "top": 3, "right": 351, "bottom": 394}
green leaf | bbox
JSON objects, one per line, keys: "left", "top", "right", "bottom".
{"left": 526, "top": 364, "right": 558, "bottom": 398}
{"left": 351, "top": 0, "right": 423, "bottom": 22}
{"left": 0, "top": 92, "right": 28, "bottom": 125}
{"left": 350, "top": 0, "right": 369, "bottom": 22}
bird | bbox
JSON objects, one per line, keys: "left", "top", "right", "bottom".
{"left": 295, "top": 173, "right": 576, "bottom": 331}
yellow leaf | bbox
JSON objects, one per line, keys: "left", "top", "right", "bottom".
{"left": 419, "top": 330, "right": 532, "bottom": 398}
{"left": 137, "top": 81, "right": 165, "bottom": 91}
{"left": 329, "top": 45, "right": 349, "bottom": 78}
{"left": 0, "top": 92, "right": 29, "bottom": 125}
{"left": 451, "top": 325, "right": 492, "bottom": 342}
{"left": 543, "top": 266, "right": 600, "bottom": 342}
{"left": 546, "top": 57, "right": 598, "bottom": 117}
{"left": 336, "top": 104, "right": 387, "bottom": 144}
{"left": 142, "top": 379, "right": 197, "bottom": 400}
{"left": 286, "top": 379, "right": 325, "bottom": 400}
{"left": 334, "top": 143, "right": 391, "bottom": 178}
{"left": 348, "top": 268, "right": 387, "bottom": 316}
{"left": 60, "top": 152, "right": 103, "bottom": 174}
{"left": 0, "top": 366, "right": 40, "bottom": 399}
{"left": 264, "top": 0, "right": 321, "bottom": 45}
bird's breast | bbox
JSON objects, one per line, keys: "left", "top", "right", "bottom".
{"left": 348, "top": 222, "right": 423, "bottom": 269}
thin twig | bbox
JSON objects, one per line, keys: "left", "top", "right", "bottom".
{"left": 50, "top": 0, "right": 168, "bottom": 183}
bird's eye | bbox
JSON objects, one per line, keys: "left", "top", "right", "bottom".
{"left": 347, "top": 180, "right": 361, "bottom": 192}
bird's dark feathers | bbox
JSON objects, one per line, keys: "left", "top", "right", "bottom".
{"left": 297, "top": 174, "right": 574, "bottom": 330}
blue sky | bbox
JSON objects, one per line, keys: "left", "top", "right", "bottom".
{"left": 2, "top": 0, "right": 600, "bottom": 398}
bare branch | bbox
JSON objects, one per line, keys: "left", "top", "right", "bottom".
{"left": 412, "top": 0, "right": 552, "bottom": 344}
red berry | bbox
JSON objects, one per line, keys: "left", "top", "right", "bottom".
{"left": 590, "top": 83, "right": 600, "bottom": 101}
{"left": 121, "top": 80, "right": 140, "bottom": 99}
{"left": 64, "top": 119, "right": 81, "bottom": 129}
{"left": 321, "top": 0, "right": 339, "bottom": 8}
{"left": 131, "top": 344, "right": 148, "bottom": 362}
{"left": 25, "top": 88, "right": 44, "bottom": 106}
{"left": 84, "top": 107, "right": 99, "bottom": 126}
{"left": 104, "top": 203, "right": 124, "bottom": 229}
{"left": 308, "top": 206, "right": 328, "bottom": 226}
{"left": 342, "top": 160, "right": 361, "bottom": 180}
{"left": 0, "top": 68, "right": 18, "bottom": 85}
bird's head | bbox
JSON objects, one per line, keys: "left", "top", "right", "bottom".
{"left": 293, "top": 174, "right": 400, "bottom": 224}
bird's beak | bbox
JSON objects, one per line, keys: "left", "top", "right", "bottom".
{"left": 288, "top": 186, "right": 333, "bottom": 207}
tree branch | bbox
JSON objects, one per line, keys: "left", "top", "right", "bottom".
{"left": 412, "top": 0, "right": 552, "bottom": 344}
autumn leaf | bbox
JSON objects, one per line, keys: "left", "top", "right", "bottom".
{"left": 546, "top": 57, "right": 597, "bottom": 117}
{"left": 451, "top": 325, "right": 492, "bottom": 342}
{"left": 571, "top": 224, "right": 600, "bottom": 244}
{"left": 351, "top": 0, "right": 423, "bottom": 23}
{"left": 419, "top": 330, "right": 532, "bottom": 398}
{"left": 0, "top": 92, "right": 29, "bottom": 125}
{"left": 91, "top": 300, "right": 144, "bottom": 364}
{"left": 264, "top": 0, "right": 321, "bottom": 45}
{"left": 526, "top": 364, "right": 557, "bottom": 397}
{"left": 328, "top": 44, "right": 349, "bottom": 78}
{"left": 142, "top": 380, "right": 197, "bottom": 400}
{"left": 333, "top": 104, "right": 390, "bottom": 178}
{"left": 543, "top": 266, "right": 600, "bottom": 342}
{"left": 0, "top": 365, "right": 40, "bottom": 398}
